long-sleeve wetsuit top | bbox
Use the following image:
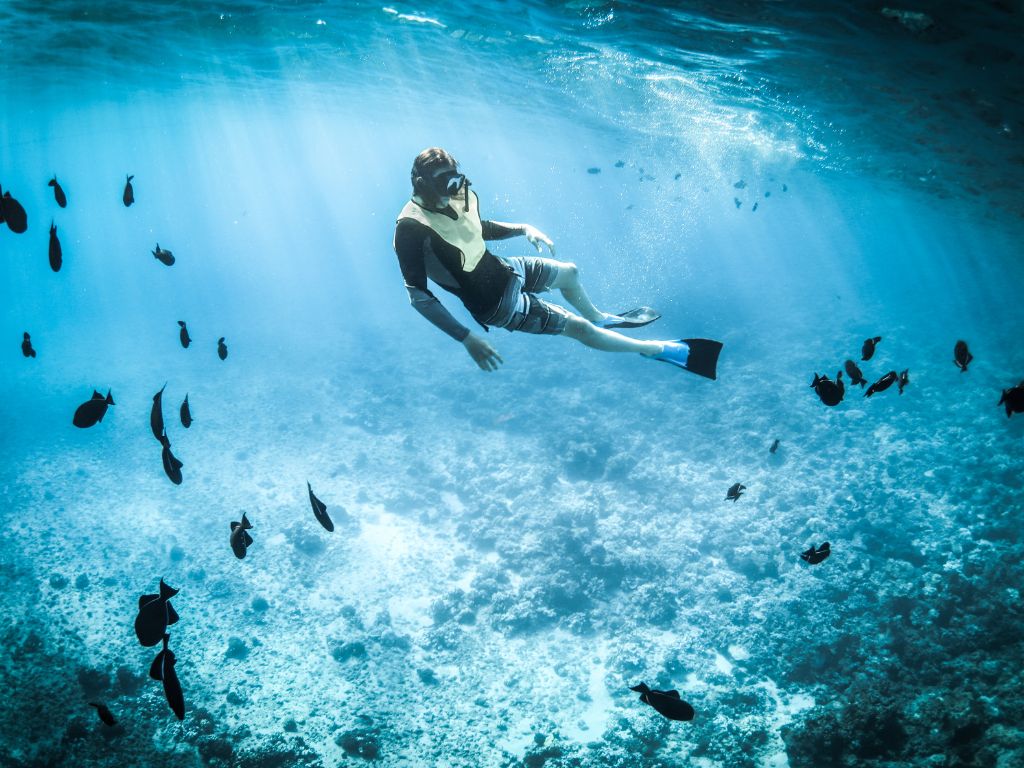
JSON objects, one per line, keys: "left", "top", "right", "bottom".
{"left": 394, "top": 211, "right": 522, "bottom": 342}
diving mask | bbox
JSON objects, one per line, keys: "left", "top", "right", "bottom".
{"left": 429, "top": 169, "right": 466, "bottom": 199}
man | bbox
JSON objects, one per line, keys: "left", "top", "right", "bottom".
{"left": 393, "top": 147, "right": 721, "bottom": 378}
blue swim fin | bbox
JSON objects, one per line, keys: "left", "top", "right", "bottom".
{"left": 598, "top": 307, "right": 661, "bottom": 329}
{"left": 653, "top": 338, "right": 722, "bottom": 380}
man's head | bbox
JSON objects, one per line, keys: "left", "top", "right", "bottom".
{"left": 411, "top": 147, "right": 466, "bottom": 205}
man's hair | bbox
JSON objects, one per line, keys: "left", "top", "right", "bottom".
{"left": 411, "top": 147, "right": 458, "bottom": 193}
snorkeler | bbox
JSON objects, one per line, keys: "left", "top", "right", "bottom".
{"left": 393, "top": 147, "right": 721, "bottom": 378}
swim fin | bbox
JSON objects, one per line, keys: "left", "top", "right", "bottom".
{"left": 598, "top": 307, "right": 661, "bottom": 329}
{"left": 653, "top": 338, "right": 722, "bottom": 380}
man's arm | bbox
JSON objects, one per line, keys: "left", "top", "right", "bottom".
{"left": 481, "top": 220, "right": 524, "bottom": 240}
{"left": 482, "top": 219, "right": 555, "bottom": 256}
{"left": 394, "top": 222, "right": 471, "bottom": 342}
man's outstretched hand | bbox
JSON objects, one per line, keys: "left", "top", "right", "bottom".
{"left": 463, "top": 333, "right": 504, "bottom": 371}
{"left": 522, "top": 224, "right": 555, "bottom": 257}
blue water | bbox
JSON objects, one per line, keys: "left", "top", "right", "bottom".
{"left": 2, "top": 2, "right": 1023, "bottom": 767}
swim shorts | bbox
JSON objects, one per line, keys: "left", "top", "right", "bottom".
{"left": 480, "top": 256, "right": 571, "bottom": 335}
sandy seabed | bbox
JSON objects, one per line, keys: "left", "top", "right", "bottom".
{"left": 1, "top": 326, "right": 1022, "bottom": 768}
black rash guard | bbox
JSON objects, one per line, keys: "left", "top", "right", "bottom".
{"left": 394, "top": 209, "right": 522, "bottom": 341}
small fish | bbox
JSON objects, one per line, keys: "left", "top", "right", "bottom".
{"left": 811, "top": 371, "right": 845, "bottom": 407}
{"left": 48, "top": 220, "right": 62, "bottom": 272}
{"left": 134, "top": 579, "right": 180, "bottom": 647}
{"left": 844, "top": 360, "right": 867, "bottom": 388}
{"left": 151, "top": 383, "right": 166, "bottom": 442}
{"left": 897, "top": 368, "right": 910, "bottom": 395}
{"left": 73, "top": 389, "right": 114, "bottom": 428}
{"left": 769, "top": 439, "right": 780, "bottom": 454}
{"left": 751, "top": 201, "right": 759, "bottom": 212}
{"left": 21, "top": 332, "right": 36, "bottom": 358}
{"left": 180, "top": 394, "right": 192, "bottom": 428}
{"left": 630, "top": 683, "right": 694, "bottom": 722}
{"left": 160, "top": 431, "right": 183, "bottom": 485}
{"left": 734, "top": 197, "right": 742, "bottom": 209}
{"left": 953, "top": 340, "right": 973, "bottom": 372}
{"left": 733, "top": 180, "right": 746, "bottom": 189}
{"left": 614, "top": 160, "right": 625, "bottom": 168}
{"left": 152, "top": 243, "right": 175, "bottom": 266}
{"left": 0, "top": 186, "right": 28, "bottom": 233}
{"left": 307, "top": 481, "right": 334, "bottom": 532}
{"left": 217, "top": 337, "right": 228, "bottom": 360}
{"left": 764, "top": 191, "right": 771, "bottom": 197}
{"left": 178, "top": 321, "right": 191, "bottom": 349}
{"left": 861, "top": 336, "right": 882, "bottom": 361}
{"left": 587, "top": 167, "right": 601, "bottom": 174}
{"left": 88, "top": 702, "right": 116, "bottom": 727}
{"left": 673, "top": 172, "right": 681, "bottom": 180}
{"left": 230, "top": 513, "right": 254, "bottom": 559}
{"left": 998, "top": 382, "right": 1024, "bottom": 418}
{"left": 149, "top": 634, "right": 185, "bottom": 721}
{"left": 800, "top": 542, "right": 831, "bottom": 565}
{"left": 48, "top": 176, "right": 67, "bottom": 208}
{"left": 782, "top": 183, "right": 788, "bottom": 192}
{"left": 865, "top": 371, "right": 898, "bottom": 397}
{"left": 123, "top": 174, "right": 135, "bottom": 207}
{"left": 725, "top": 482, "right": 745, "bottom": 502}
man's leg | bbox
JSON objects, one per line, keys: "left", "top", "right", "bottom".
{"left": 544, "top": 261, "right": 608, "bottom": 323}
{"left": 560, "top": 315, "right": 663, "bottom": 355}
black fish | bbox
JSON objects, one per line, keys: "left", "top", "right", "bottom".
{"left": 178, "top": 321, "right": 191, "bottom": 348}
{"left": 800, "top": 542, "right": 831, "bottom": 565}
{"left": 307, "top": 481, "right": 334, "bottom": 532}
{"left": 0, "top": 186, "right": 28, "bottom": 233}
{"left": 725, "top": 482, "right": 745, "bottom": 502}
{"left": 953, "top": 340, "right": 973, "bottom": 372}
{"left": 180, "top": 394, "right": 192, "bottom": 428}
{"left": 811, "top": 371, "right": 845, "bottom": 407}
{"left": 217, "top": 337, "right": 228, "bottom": 360}
{"left": 89, "top": 702, "right": 116, "bottom": 726}
{"left": 630, "top": 683, "right": 695, "bottom": 722}
{"left": 134, "top": 579, "right": 180, "bottom": 647}
{"left": 73, "top": 389, "right": 114, "bottom": 428}
{"left": 153, "top": 243, "right": 175, "bottom": 266}
{"left": 769, "top": 439, "right": 780, "bottom": 454}
{"left": 897, "top": 368, "right": 910, "bottom": 395}
{"left": 48, "top": 220, "right": 62, "bottom": 272}
{"left": 160, "top": 430, "right": 183, "bottom": 485}
{"left": 123, "top": 174, "right": 135, "bottom": 207}
{"left": 49, "top": 176, "right": 67, "bottom": 208}
{"left": 844, "top": 360, "right": 867, "bottom": 388}
{"left": 151, "top": 383, "right": 166, "bottom": 442}
{"left": 230, "top": 513, "right": 253, "bottom": 559}
{"left": 998, "top": 382, "right": 1024, "bottom": 418}
{"left": 149, "top": 634, "right": 185, "bottom": 721}
{"left": 861, "top": 336, "right": 882, "bottom": 361}
{"left": 865, "top": 371, "right": 898, "bottom": 397}
{"left": 21, "top": 332, "right": 35, "bottom": 358}
{"left": 614, "top": 160, "right": 625, "bottom": 168}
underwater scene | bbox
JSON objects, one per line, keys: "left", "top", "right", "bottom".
{"left": 2, "top": 1, "right": 1023, "bottom": 766}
